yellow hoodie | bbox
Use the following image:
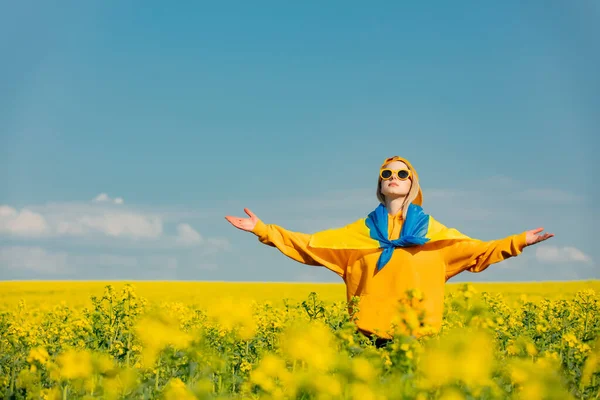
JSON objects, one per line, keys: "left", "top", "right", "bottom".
{"left": 250, "top": 156, "right": 528, "bottom": 339}
{"left": 251, "top": 214, "right": 527, "bottom": 340}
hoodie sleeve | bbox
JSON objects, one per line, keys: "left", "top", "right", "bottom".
{"left": 442, "top": 232, "right": 529, "bottom": 280}
{"left": 251, "top": 219, "right": 352, "bottom": 277}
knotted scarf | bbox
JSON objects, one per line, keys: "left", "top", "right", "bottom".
{"left": 309, "top": 203, "right": 471, "bottom": 270}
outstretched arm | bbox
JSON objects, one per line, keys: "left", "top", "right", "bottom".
{"left": 225, "top": 208, "right": 352, "bottom": 277}
{"left": 442, "top": 227, "right": 554, "bottom": 281}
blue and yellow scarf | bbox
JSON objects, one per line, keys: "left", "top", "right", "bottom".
{"left": 309, "top": 203, "right": 470, "bottom": 270}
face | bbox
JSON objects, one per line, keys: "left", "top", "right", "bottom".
{"left": 379, "top": 160, "right": 412, "bottom": 199}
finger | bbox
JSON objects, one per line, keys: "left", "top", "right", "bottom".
{"left": 531, "top": 227, "right": 544, "bottom": 235}
{"left": 244, "top": 208, "right": 257, "bottom": 219}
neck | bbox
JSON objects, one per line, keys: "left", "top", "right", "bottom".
{"left": 384, "top": 196, "right": 407, "bottom": 217}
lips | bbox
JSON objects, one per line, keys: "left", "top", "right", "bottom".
{"left": 389, "top": 183, "right": 399, "bottom": 187}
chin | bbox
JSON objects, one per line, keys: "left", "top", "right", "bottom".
{"left": 383, "top": 190, "right": 408, "bottom": 197}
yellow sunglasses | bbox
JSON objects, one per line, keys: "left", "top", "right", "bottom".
{"left": 380, "top": 168, "right": 411, "bottom": 180}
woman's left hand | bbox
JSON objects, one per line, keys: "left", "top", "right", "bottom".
{"left": 525, "top": 227, "right": 554, "bottom": 246}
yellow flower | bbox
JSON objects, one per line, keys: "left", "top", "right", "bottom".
{"left": 525, "top": 342, "right": 538, "bottom": 357}
{"left": 581, "top": 351, "right": 598, "bottom": 387}
{"left": 57, "top": 349, "right": 93, "bottom": 380}
{"left": 520, "top": 294, "right": 528, "bottom": 302}
{"left": 562, "top": 332, "right": 579, "bottom": 348}
{"left": 40, "top": 388, "right": 61, "bottom": 400}
{"left": 439, "top": 388, "right": 466, "bottom": 400}
{"left": 519, "top": 380, "right": 543, "bottom": 399}
{"left": 27, "top": 347, "right": 49, "bottom": 365}
{"left": 419, "top": 328, "right": 494, "bottom": 387}
{"left": 103, "top": 368, "right": 139, "bottom": 400}
{"left": 506, "top": 343, "right": 519, "bottom": 356}
{"left": 134, "top": 313, "right": 193, "bottom": 368}
{"left": 408, "top": 288, "right": 424, "bottom": 301}
{"left": 240, "top": 360, "right": 252, "bottom": 373}
{"left": 350, "top": 383, "right": 376, "bottom": 400}
{"left": 250, "top": 370, "right": 274, "bottom": 392}
{"left": 313, "top": 374, "right": 342, "bottom": 397}
{"left": 578, "top": 343, "right": 591, "bottom": 353}
{"left": 204, "top": 296, "right": 257, "bottom": 340}
{"left": 163, "top": 378, "right": 196, "bottom": 400}
{"left": 510, "top": 366, "right": 528, "bottom": 384}
{"left": 260, "top": 354, "right": 286, "bottom": 377}
{"left": 351, "top": 357, "right": 376, "bottom": 382}
{"left": 281, "top": 321, "right": 337, "bottom": 372}
{"left": 382, "top": 353, "right": 392, "bottom": 367}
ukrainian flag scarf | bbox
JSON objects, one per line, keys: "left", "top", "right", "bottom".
{"left": 308, "top": 203, "right": 470, "bottom": 270}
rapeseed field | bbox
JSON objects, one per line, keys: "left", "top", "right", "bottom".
{"left": 0, "top": 281, "right": 598, "bottom": 399}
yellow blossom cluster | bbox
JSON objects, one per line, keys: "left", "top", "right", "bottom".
{"left": 0, "top": 282, "right": 598, "bottom": 399}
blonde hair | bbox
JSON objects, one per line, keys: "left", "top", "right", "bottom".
{"left": 376, "top": 167, "right": 421, "bottom": 219}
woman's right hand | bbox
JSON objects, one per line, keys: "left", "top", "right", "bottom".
{"left": 225, "top": 208, "right": 259, "bottom": 232}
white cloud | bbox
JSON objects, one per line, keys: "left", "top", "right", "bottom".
{"left": 93, "top": 193, "right": 125, "bottom": 205}
{"left": 0, "top": 197, "right": 224, "bottom": 251}
{"left": 69, "top": 253, "right": 140, "bottom": 268}
{"left": 77, "top": 212, "right": 163, "bottom": 239}
{"left": 93, "top": 193, "right": 110, "bottom": 202}
{"left": 535, "top": 245, "right": 593, "bottom": 264}
{"left": 0, "top": 246, "right": 69, "bottom": 273}
{"left": 176, "top": 223, "right": 203, "bottom": 245}
{"left": 0, "top": 246, "right": 181, "bottom": 275}
{"left": 0, "top": 206, "right": 17, "bottom": 218}
{"left": 0, "top": 204, "right": 162, "bottom": 240}
{"left": 0, "top": 206, "right": 50, "bottom": 236}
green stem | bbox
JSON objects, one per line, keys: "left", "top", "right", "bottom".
{"left": 231, "top": 364, "right": 236, "bottom": 393}
{"left": 155, "top": 355, "right": 161, "bottom": 392}
{"left": 109, "top": 297, "right": 114, "bottom": 350}
{"left": 126, "top": 331, "right": 132, "bottom": 367}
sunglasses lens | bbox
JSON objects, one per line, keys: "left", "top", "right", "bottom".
{"left": 398, "top": 170, "right": 409, "bottom": 179}
{"left": 381, "top": 169, "right": 392, "bottom": 179}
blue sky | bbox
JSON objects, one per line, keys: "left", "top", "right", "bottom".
{"left": 1, "top": 1, "right": 598, "bottom": 282}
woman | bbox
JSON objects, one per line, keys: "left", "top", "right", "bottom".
{"left": 225, "top": 156, "right": 553, "bottom": 344}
